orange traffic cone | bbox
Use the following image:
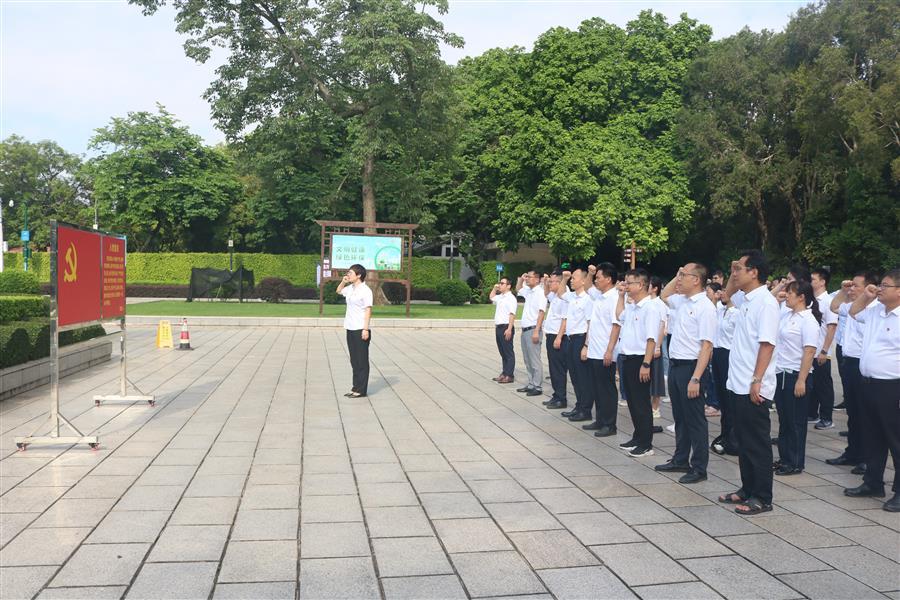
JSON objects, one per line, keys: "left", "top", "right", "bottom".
{"left": 177, "top": 317, "right": 193, "bottom": 351}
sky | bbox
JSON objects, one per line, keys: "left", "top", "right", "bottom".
{"left": 1, "top": 0, "right": 809, "bottom": 155}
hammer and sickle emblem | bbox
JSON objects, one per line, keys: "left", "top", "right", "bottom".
{"left": 63, "top": 242, "right": 78, "bottom": 282}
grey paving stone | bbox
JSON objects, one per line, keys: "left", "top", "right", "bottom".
{"left": 433, "top": 518, "right": 512, "bottom": 553}
{"left": 87, "top": 510, "right": 169, "bottom": 544}
{"left": 65, "top": 475, "right": 136, "bottom": 499}
{"left": 538, "top": 566, "right": 637, "bottom": 599}
{"left": 398, "top": 454, "right": 450, "bottom": 471}
{"left": 753, "top": 514, "right": 856, "bottom": 549}
{"left": 134, "top": 465, "right": 197, "bottom": 487}
{"left": 240, "top": 484, "right": 300, "bottom": 509}
{"left": 298, "top": 557, "right": 379, "bottom": 599}
{"left": 352, "top": 462, "right": 406, "bottom": 484}
{"left": 197, "top": 456, "right": 254, "bottom": 476}
{"left": 589, "top": 543, "right": 694, "bottom": 586}
{"left": 126, "top": 562, "right": 218, "bottom": 599}
{"left": 599, "top": 496, "right": 681, "bottom": 526}
{"left": 853, "top": 509, "right": 900, "bottom": 532}
{"left": 530, "top": 486, "right": 603, "bottom": 514}
{"left": 247, "top": 464, "right": 301, "bottom": 486}
{"left": 50, "top": 543, "right": 150, "bottom": 587}
{"left": 778, "top": 570, "right": 888, "bottom": 600}
{"left": 365, "top": 506, "right": 433, "bottom": 538}
{"left": 0, "top": 566, "right": 57, "bottom": 600}
{"left": 544, "top": 457, "right": 608, "bottom": 477}
{"left": 508, "top": 467, "right": 572, "bottom": 489}
{"left": 381, "top": 575, "right": 468, "bottom": 599}
{"left": 0, "top": 513, "right": 36, "bottom": 547}
{"left": 231, "top": 508, "right": 298, "bottom": 541}
{"left": 717, "top": 533, "right": 830, "bottom": 574}
{"left": 408, "top": 471, "right": 468, "bottom": 493}
{"left": 350, "top": 447, "right": 398, "bottom": 464}
{"left": 0, "top": 527, "right": 91, "bottom": 566}
{"left": 468, "top": 479, "right": 532, "bottom": 503}
{"left": 32, "top": 498, "right": 116, "bottom": 528}
{"left": 148, "top": 524, "right": 230, "bottom": 562}
{"left": 671, "top": 505, "right": 764, "bottom": 537}
{"left": 631, "top": 581, "right": 723, "bottom": 599}
{"left": 300, "top": 494, "right": 363, "bottom": 523}
{"left": 450, "top": 551, "right": 547, "bottom": 597}
{"left": 358, "top": 482, "right": 418, "bottom": 507}
{"left": 0, "top": 486, "right": 68, "bottom": 513}
{"left": 802, "top": 484, "right": 887, "bottom": 511}
{"left": 485, "top": 501, "right": 562, "bottom": 532}
{"left": 37, "top": 586, "right": 128, "bottom": 599}
{"left": 213, "top": 582, "right": 296, "bottom": 599}
{"left": 169, "top": 497, "right": 239, "bottom": 525}
{"left": 833, "top": 525, "right": 900, "bottom": 561}
{"left": 490, "top": 451, "right": 547, "bottom": 470}
{"left": 634, "top": 523, "right": 731, "bottom": 559}
{"left": 218, "top": 540, "right": 297, "bottom": 583}
{"left": 680, "top": 555, "right": 802, "bottom": 600}
{"left": 300, "top": 522, "right": 370, "bottom": 558}
{"left": 568, "top": 475, "right": 639, "bottom": 498}
{"left": 153, "top": 448, "right": 208, "bottom": 466}
{"left": 557, "top": 512, "right": 643, "bottom": 545}
{"left": 372, "top": 537, "right": 453, "bottom": 578}
{"left": 93, "top": 457, "right": 154, "bottom": 476}
{"left": 508, "top": 530, "right": 599, "bottom": 569}
{"left": 809, "top": 545, "right": 900, "bottom": 592}
{"left": 303, "top": 454, "right": 352, "bottom": 474}
{"left": 778, "top": 498, "right": 873, "bottom": 528}
{"left": 419, "top": 492, "right": 488, "bottom": 519}
{"left": 634, "top": 482, "right": 713, "bottom": 508}
{"left": 184, "top": 474, "right": 246, "bottom": 497}
{"left": 115, "top": 485, "right": 184, "bottom": 511}
{"left": 453, "top": 460, "right": 510, "bottom": 481}
{"left": 253, "top": 448, "right": 302, "bottom": 466}
{"left": 604, "top": 464, "right": 672, "bottom": 485}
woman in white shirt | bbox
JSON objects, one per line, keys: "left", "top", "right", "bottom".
{"left": 773, "top": 280, "right": 822, "bottom": 475}
{"left": 337, "top": 264, "right": 374, "bottom": 398}
{"left": 708, "top": 283, "right": 739, "bottom": 455}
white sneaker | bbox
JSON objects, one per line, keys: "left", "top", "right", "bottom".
{"left": 666, "top": 423, "right": 676, "bottom": 433}
{"left": 661, "top": 397, "right": 671, "bottom": 403}
{"left": 652, "top": 408, "right": 661, "bottom": 419}
{"left": 618, "top": 400, "right": 628, "bottom": 407}
{"left": 629, "top": 446, "right": 654, "bottom": 457}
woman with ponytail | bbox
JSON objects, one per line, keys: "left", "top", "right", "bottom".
{"left": 773, "top": 280, "right": 822, "bottom": 475}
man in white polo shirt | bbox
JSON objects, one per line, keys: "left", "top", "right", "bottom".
{"left": 584, "top": 262, "right": 622, "bottom": 437}
{"left": 560, "top": 268, "right": 593, "bottom": 422}
{"left": 337, "top": 264, "right": 374, "bottom": 398}
{"left": 720, "top": 250, "right": 779, "bottom": 515}
{"left": 844, "top": 269, "right": 900, "bottom": 512}
{"left": 515, "top": 271, "right": 548, "bottom": 396}
{"left": 543, "top": 272, "right": 570, "bottom": 409}
{"left": 490, "top": 277, "right": 518, "bottom": 384}
{"left": 656, "top": 262, "right": 718, "bottom": 484}
{"left": 809, "top": 267, "right": 838, "bottom": 429}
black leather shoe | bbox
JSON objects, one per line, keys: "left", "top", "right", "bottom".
{"left": 581, "top": 421, "right": 603, "bottom": 431}
{"left": 561, "top": 409, "right": 577, "bottom": 417}
{"left": 839, "top": 430, "right": 848, "bottom": 437}
{"left": 851, "top": 464, "right": 867, "bottom": 475}
{"left": 884, "top": 493, "right": 900, "bottom": 512}
{"left": 834, "top": 402, "right": 846, "bottom": 410}
{"left": 651, "top": 425, "right": 663, "bottom": 434}
{"left": 526, "top": 389, "right": 543, "bottom": 397}
{"left": 542, "top": 399, "right": 552, "bottom": 405}
{"left": 655, "top": 461, "right": 690, "bottom": 473}
{"left": 516, "top": 386, "right": 531, "bottom": 393}
{"left": 770, "top": 437, "right": 779, "bottom": 445}
{"left": 775, "top": 465, "right": 802, "bottom": 476}
{"left": 568, "top": 412, "right": 592, "bottom": 422}
{"left": 679, "top": 471, "right": 707, "bottom": 484}
{"left": 546, "top": 400, "right": 567, "bottom": 410}
{"left": 594, "top": 427, "right": 617, "bottom": 437}
{"left": 826, "top": 455, "right": 854, "bottom": 466}
{"left": 844, "top": 484, "right": 886, "bottom": 498}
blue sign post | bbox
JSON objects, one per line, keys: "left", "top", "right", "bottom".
{"left": 21, "top": 230, "right": 30, "bottom": 242}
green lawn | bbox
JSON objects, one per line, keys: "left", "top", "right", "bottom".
{"left": 126, "top": 300, "right": 509, "bottom": 319}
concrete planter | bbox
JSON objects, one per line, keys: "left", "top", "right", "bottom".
{"left": 0, "top": 337, "right": 112, "bottom": 401}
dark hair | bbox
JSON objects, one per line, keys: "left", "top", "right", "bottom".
{"left": 854, "top": 270, "right": 879, "bottom": 286}
{"left": 649, "top": 275, "right": 663, "bottom": 294}
{"left": 788, "top": 264, "right": 811, "bottom": 283}
{"left": 811, "top": 267, "right": 831, "bottom": 285}
{"left": 786, "top": 280, "right": 822, "bottom": 325}
{"left": 885, "top": 268, "right": 900, "bottom": 286}
{"left": 625, "top": 268, "right": 650, "bottom": 290}
{"left": 551, "top": 267, "right": 564, "bottom": 276}
{"left": 707, "top": 282, "right": 723, "bottom": 293}
{"left": 711, "top": 269, "right": 725, "bottom": 279}
{"left": 349, "top": 264, "right": 367, "bottom": 282}
{"left": 596, "top": 262, "right": 618, "bottom": 283}
{"left": 499, "top": 277, "right": 511, "bottom": 286}
{"left": 739, "top": 249, "right": 770, "bottom": 284}
{"left": 692, "top": 262, "right": 709, "bottom": 284}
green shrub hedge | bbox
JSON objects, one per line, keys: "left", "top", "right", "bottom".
{"left": 0, "top": 296, "right": 49, "bottom": 322}
{"left": 436, "top": 280, "right": 471, "bottom": 306}
{"left": 0, "top": 270, "right": 41, "bottom": 295}
{"left": 1, "top": 254, "right": 50, "bottom": 282}
{"left": 0, "top": 320, "right": 106, "bottom": 369}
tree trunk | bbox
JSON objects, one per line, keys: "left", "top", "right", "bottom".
{"left": 752, "top": 191, "right": 769, "bottom": 250}
{"left": 361, "top": 152, "right": 390, "bottom": 306}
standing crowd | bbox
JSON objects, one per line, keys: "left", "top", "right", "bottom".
{"left": 489, "top": 251, "right": 900, "bottom": 515}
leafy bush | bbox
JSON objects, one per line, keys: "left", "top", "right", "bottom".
{"left": 322, "top": 280, "right": 345, "bottom": 304}
{"left": 0, "top": 271, "right": 41, "bottom": 295}
{"left": 257, "top": 277, "right": 291, "bottom": 303}
{"left": 1, "top": 254, "right": 49, "bottom": 282}
{"left": 436, "top": 280, "right": 471, "bottom": 306}
{"left": 0, "top": 320, "right": 105, "bottom": 369}
{"left": 127, "top": 284, "right": 190, "bottom": 298}
{"left": 0, "top": 296, "right": 49, "bottom": 322}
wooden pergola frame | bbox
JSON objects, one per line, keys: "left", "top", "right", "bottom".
{"left": 316, "top": 220, "right": 418, "bottom": 316}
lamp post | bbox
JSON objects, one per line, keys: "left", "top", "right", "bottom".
{"left": 0, "top": 198, "right": 7, "bottom": 273}
{"left": 228, "top": 237, "right": 234, "bottom": 272}
{"left": 93, "top": 197, "right": 99, "bottom": 230}
{"left": 22, "top": 200, "right": 30, "bottom": 272}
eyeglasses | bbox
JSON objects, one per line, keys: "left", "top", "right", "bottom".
{"left": 878, "top": 284, "right": 899, "bottom": 289}
{"left": 677, "top": 272, "right": 700, "bottom": 279}
{"left": 625, "top": 280, "right": 642, "bottom": 286}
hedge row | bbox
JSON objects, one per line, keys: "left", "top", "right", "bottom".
{"left": 0, "top": 271, "right": 41, "bottom": 295}
{"left": 0, "top": 320, "right": 107, "bottom": 369}
{"left": 1, "top": 254, "right": 50, "bottom": 282}
{"left": 0, "top": 296, "right": 49, "bottom": 323}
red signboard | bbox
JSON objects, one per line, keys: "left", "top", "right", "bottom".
{"left": 57, "top": 225, "right": 102, "bottom": 327}
{"left": 101, "top": 235, "right": 126, "bottom": 319}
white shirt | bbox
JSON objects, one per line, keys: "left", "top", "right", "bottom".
{"left": 544, "top": 291, "right": 568, "bottom": 335}
{"left": 563, "top": 290, "right": 591, "bottom": 335}
{"left": 492, "top": 292, "right": 518, "bottom": 326}
{"left": 815, "top": 291, "right": 838, "bottom": 356}
{"left": 714, "top": 301, "right": 739, "bottom": 350}
{"left": 650, "top": 297, "right": 668, "bottom": 343}
{"left": 341, "top": 283, "right": 373, "bottom": 331}
{"left": 727, "top": 285, "right": 780, "bottom": 400}
{"left": 667, "top": 292, "right": 718, "bottom": 360}
{"left": 517, "top": 285, "right": 547, "bottom": 328}
{"left": 586, "top": 287, "right": 620, "bottom": 360}
{"left": 775, "top": 309, "right": 819, "bottom": 372}
{"left": 618, "top": 295, "right": 662, "bottom": 356}
{"left": 854, "top": 302, "right": 900, "bottom": 379}
{"left": 839, "top": 301, "right": 871, "bottom": 358}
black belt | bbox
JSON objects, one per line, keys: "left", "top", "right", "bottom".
{"left": 861, "top": 376, "right": 900, "bottom": 385}
{"left": 567, "top": 332, "right": 586, "bottom": 338}
{"left": 522, "top": 326, "right": 536, "bottom": 332}
{"left": 670, "top": 358, "right": 697, "bottom": 367}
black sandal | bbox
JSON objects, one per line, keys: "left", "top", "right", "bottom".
{"left": 718, "top": 490, "right": 748, "bottom": 504}
{"left": 735, "top": 498, "right": 773, "bottom": 515}
{"left": 347, "top": 392, "right": 366, "bottom": 398}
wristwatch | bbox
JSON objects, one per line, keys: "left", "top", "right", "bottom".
{"left": 690, "top": 377, "right": 700, "bottom": 383}
{"left": 641, "top": 362, "right": 651, "bottom": 368}
{"left": 751, "top": 376, "right": 762, "bottom": 384}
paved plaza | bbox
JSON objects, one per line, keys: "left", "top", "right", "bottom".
{"left": 1, "top": 326, "right": 898, "bottom": 599}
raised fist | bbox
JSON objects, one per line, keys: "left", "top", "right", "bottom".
{"left": 841, "top": 280, "right": 852, "bottom": 291}
{"left": 587, "top": 265, "right": 597, "bottom": 273}
{"left": 562, "top": 270, "right": 572, "bottom": 279}
{"left": 864, "top": 284, "right": 878, "bottom": 299}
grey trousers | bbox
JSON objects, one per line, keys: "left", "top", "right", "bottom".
{"left": 520, "top": 327, "right": 543, "bottom": 389}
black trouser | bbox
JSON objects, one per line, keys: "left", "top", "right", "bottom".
{"left": 712, "top": 348, "right": 737, "bottom": 452}
{"left": 733, "top": 392, "right": 773, "bottom": 505}
{"left": 546, "top": 333, "right": 568, "bottom": 405}
{"left": 566, "top": 333, "right": 591, "bottom": 415}
{"left": 588, "top": 358, "right": 618, "bottom": 428}
{"left": 775, "top": 371, "right": 809, "bottom": 470}
{"left": 860, "top": 378, "right": 900, "bottom": 493}
{"left": 495, "top": 325, "right": 515, "bottom": 377}
{"left": 809, "top": 358, "right": 834, "bottom": 422}
{"left": 842, "top": 356, "right": 864, "bottom": 462}
{"left": 347, "top": 329, "right": 371, "bottom": 395}
{"left": 622, "top": 355, "right": 653, "bottom": 449}
{"left": 669, "top": 360, "right": 708, "bottom": 473}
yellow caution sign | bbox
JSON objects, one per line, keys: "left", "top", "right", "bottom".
{"left": 156, "top": 320, "right": 174, "bottom": 348}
